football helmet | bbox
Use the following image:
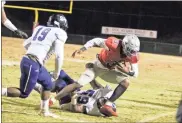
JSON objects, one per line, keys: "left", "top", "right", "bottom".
{"left": 122, "top": 34, "right": 140, "bottom": 57}
{"left": 47, "top": 14, "right": 68, "bottom": 31}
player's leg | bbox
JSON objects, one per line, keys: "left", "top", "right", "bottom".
{"left": 108, "top": 78, "right": 129, "bottom": 102}
{"left": 99, "top": 70, "right": 129, "bottom": 116}
{"left": 53, "top": 79, "right": 72, "bottom": 105}
{"left": 58, "top": 70, "right": 75, "bottom": 84}
{"left": 90, "top": 79, "right": 104, "bottom": 89}
{"left": 34, "top": 70, "right": 66, "bottom": 94}
{"left": 2, "top": 57, "right": 39, "bottom": 98}
{"left": 35, "top": 71, "right": 73, "bottom": 106}
{"left": 100, "top": 70, "right": 129, "bottom": 102}
{"left": 37, "top": 66, "right": 58, "bottom": 118}
{"left": 55, "top": 63, "right": 96, "bottom": 101}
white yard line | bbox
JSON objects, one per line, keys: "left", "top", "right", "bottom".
{"left": 137, "top": 111, "right": 175, "bottom": 123}
{"left": 2, "top": 56, "right": 182, "bottom": 66}
{"left": 2, "top": 59, "right": 88, "bottom": 66}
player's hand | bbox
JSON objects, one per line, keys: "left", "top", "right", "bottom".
{"left": 49, "top": 71, "right": 56, "bottom": 81}
{"left": 72, "top": 50, "right": 82, "bottom": 58}
{"left": 14, "top": 29, "right": 28, "bottom": 39}
{"left": 72, "top": 47, "right": 86, "bottom": 58}
{"left": 52, "top": 72, "right": 59, "bottom": 80}
{"left": 72, "top": 50, "right": 80, "bottom": 58}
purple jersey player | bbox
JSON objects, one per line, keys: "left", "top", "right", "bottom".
{"left": 35, "top": 70, "right": 117, "bottom": 117}
{"left": 2, "top": 14, "right": 68, "bottom": 118}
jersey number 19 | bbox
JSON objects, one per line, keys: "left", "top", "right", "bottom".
{"left": 33, "top": 27, "right": 51, "bottom": 41}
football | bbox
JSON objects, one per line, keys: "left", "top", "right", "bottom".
{"left": 100, "top": 103, "right": 118, "bottom": 117}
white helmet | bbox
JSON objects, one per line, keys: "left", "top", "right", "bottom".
{"left": 122, "top": 34, "right": 140, "bottom": 57}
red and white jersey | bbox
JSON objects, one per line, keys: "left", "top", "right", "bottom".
{"left": 83, "top": 37, "right": 139, "bottom": 77}
{"left": 99, "top": 37, "right": 139, "bottom": 64}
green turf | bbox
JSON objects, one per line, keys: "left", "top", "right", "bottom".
{"left": 2, "top": 37, "right": 182, "bottom": 122}
{"left": 2, "top": 60, "right": 181, "bottom": 122}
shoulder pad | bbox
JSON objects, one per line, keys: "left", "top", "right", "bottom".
{"left": 55, "top": 28, "right": 67, "bottom": 43}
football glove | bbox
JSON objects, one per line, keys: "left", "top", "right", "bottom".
{"left": 14, "top": 29, "right": 28, "bottom": 39}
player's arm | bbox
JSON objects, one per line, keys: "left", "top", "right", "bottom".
{"left": 116, "top": 56, "right": 139, "bottom": 77}
{"left": 90, "top": 80, "right": 104, "bottom": 89}
{"left": 43, "top": 47, "right": 55, "bottom": 64}
{"left": 83, "top": 38, "right": 109, "bottom": 50}
{"left": 23, "top": 36, "right": 32, "bottom": 50}
{"left": 129, "top": 54, "right": 139, "bottom": 77}
{"left": 2, "top": 5, "right": 28, "bottom": 38}
{"left": 116, "top": 62, "right": 138, "bottom": 77}
{"left": 129, "top": 63, "right": 139, "bottom": 77}
{"left": 53, "top": 39, "right": 64, "bottom": 80}
{"left": 60, "top": 93, "right": 85, "bottom": 113}
{"left": 2, "top": 7, "right": 17, "bottom": 32}
{"left": 53, "top": 32, "right": 67, "bottom": 80}
{"left": 72, "top": 38, "right": 108, "bottom": 57}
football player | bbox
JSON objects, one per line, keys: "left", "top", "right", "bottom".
{"left": 54, "top": 34, "right": 140, "bottom": 115}
{"left": 60, "top": 85, "right": 117, "bottom": 117}
{"left": 1, "top": 1, "right": 28, "bottom": 38}
{"left": 34, "top": 70, "right": 117, "bottom": 117}
{"left": 2, "top": 14, "right": 68, "bottom": 118}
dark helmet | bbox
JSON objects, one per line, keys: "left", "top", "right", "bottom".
{"left": 47, "top": 14, "right": 68, "bottom": 31}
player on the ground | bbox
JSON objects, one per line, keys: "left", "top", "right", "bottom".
{"left": 34, "top": 70, "right": 117, "bottom": 117}
{"left": 2, "top": 14, "right": 68, "bottom": 118}
{"left": 53, "top": 34, "right": 140, "bottom": 115}
{"left": 2, "top": 1, "right": 28, "bottom": 38}
{"left": 34, "top": 70, "right": 76, "bottom": 106}
{"left": 60, "top": 85, "right": 117, "bottom": 117}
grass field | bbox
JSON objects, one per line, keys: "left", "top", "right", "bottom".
{"left": 2, "top": 37, "right": 182, "bottom": 122}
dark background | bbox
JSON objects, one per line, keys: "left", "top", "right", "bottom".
{"left": 2, "top": 1, "right": 182, "bottom": 44}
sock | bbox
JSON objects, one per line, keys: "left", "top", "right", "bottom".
{"left": 40, "top": 99, "right": 49, "bottom": 114}
{"left": 109, "top": 84, "right": 127, "bottom": 102}
{"left": 2, "top": 88, "right": 7, "bottom": 96}
{"left": 3, "top": 19, "right": 17, "bottom": 32}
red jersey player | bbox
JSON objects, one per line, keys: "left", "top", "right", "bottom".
{"left": 52, "top": 34, "right": 140, "bottom": 117}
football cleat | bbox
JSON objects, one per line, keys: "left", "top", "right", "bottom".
{"left": 39, "top": 111, "right": 60, "bottom": 118}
